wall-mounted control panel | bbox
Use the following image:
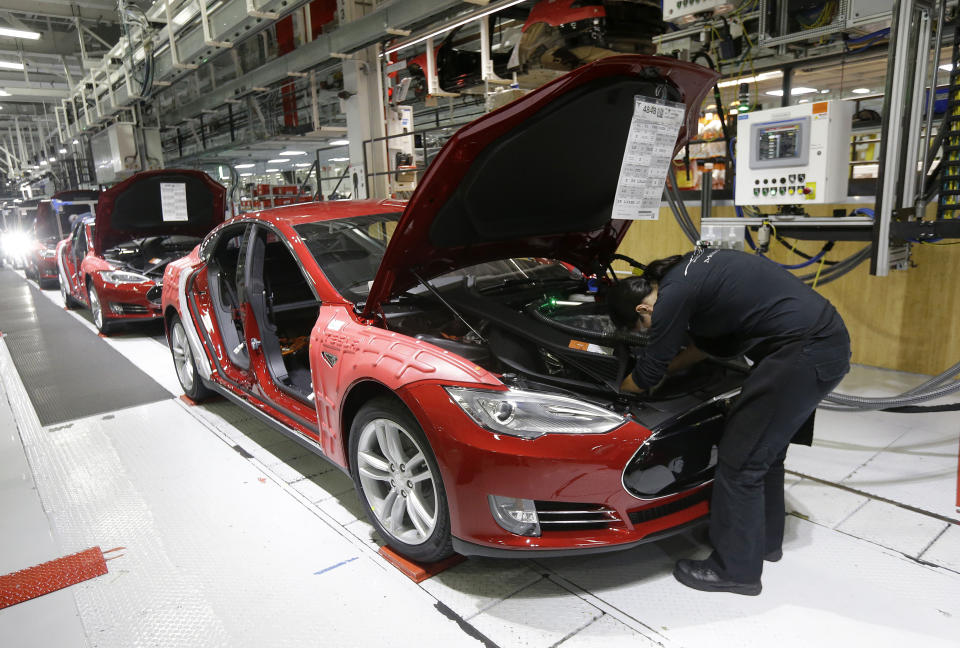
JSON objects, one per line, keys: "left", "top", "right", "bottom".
{"left": 735, "top": 101, "right": 853, "bottom": 205}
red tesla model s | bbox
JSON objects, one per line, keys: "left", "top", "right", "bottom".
{"left": 27, "top": 190, "right": 100, "bottom": 289}
{"left": 58, "top": 169, "right": 226, "bottom": 334}
{"left": 162, "top": 56, "right": 735, "bottom": 562}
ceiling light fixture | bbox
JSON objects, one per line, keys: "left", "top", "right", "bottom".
{"left": 59, "top": 148, "right": 67, "bottom": 154}
{"left": 330, "top": 139, "right": 349, "bottom": 146}
{"left": 294, "top": 162, "right": 312, "bottom": 167}
{"left": 0, "top": 90, "right": 10, "bottom": 97}
{"left": 0, "top": 61, "right": 24, "bottom": 71}
{"left": 383, "top": 0, "right": 528, "bottom": 56}
{"left": 329, "top": 157, "right": 350, "bottom": 162}
{"left": 240, "top": 172, "right": 253, "bottom": 177}
{"left": 0, "top": 27, "right": 41, "bottom": 40}
{"left": 820, "top": 89, "right": 830, "bottom": 94}
{"left": 235, "top": 163, "right": 255, "bottom": 169}
{"left": 939, "top": 64, "right": 953, "bottom": 71}
{"left": 265, "top": 168, "right": 279, "bottom": 172}
{"left": 765, "top": 87, "right": 818, "bottom": 97}
{"left": 851, "top": 88, "right": 871, "bottom": 94}
{"left": 279, "top": 150, "right": 306, "bottom": 156}
{"left": 717, "top": 70, "right": 784, "bottom": 88}
{"left": 267, "top": 158, "right": 289, "bottom": 163}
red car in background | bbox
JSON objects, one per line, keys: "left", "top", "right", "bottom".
{"left": 58, "top": 169, "right": 226, "bottom": 334}
{"left": 162, "top": 56, "right": 729, "bottom": 562}
{"left": 27, "top": 190, "right": 100, "bottom": 289}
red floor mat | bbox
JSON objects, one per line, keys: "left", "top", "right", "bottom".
{"left": 0, "top": 547, "right": 109, "bottom": 609}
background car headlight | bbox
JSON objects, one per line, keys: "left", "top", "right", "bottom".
{"left": 100, "top": 270, "right": 151, "bottom": 284}
{"left": 444, "top": 386, "right": 625, "bottom": 439}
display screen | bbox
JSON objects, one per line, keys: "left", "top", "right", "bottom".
{"left": 757, "top": 123, "right": 802, "bottom": 161}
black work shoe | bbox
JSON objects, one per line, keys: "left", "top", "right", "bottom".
{"left": 765, "top": 548, "right": 783, "bottom": 562}
{"left": 673, "top": 559, "right": 762, "bottom": 596}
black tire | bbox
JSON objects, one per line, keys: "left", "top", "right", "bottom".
{"left": 86, "top": 280, "right": 114, "bottom": 335}
{"left": 349, "top": 396, "right": 453, "bottom": 563}
{"left": 168, "top": 314, "right": 214, "bottom": 401}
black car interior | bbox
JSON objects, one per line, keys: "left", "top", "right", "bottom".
{"left": 207, "top": 225, "right": 250, "bottom": 370}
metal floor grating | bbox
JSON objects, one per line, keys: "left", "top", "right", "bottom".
{"left": 0, "top": 269, "right": 170, "bottom": 425}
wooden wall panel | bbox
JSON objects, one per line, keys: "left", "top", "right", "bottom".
{"left": 613, "top": 204, "right": 960, "bottom": 376}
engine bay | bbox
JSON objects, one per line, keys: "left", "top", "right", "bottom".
{"left": 104, "top": 235, "right": 202, "bottom": 279}
{"left": 382, "top": 273, "right": 748, "bottom": 422}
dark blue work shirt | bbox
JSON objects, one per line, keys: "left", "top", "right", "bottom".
{"left": 631, "top": 248, "right": 838, "bottom": 389}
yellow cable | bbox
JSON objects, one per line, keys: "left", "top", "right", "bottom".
{"left": 812, "top": 256, "right": 826, "bottom": 288}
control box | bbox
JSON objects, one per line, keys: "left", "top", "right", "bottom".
{"left": 663, "top": 0, "right": 735, "bottom": 25}
{"left": 734, "top": 100, "right": 853, "bottom": 206}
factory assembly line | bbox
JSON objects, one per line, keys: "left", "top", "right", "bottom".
{"left": 0, "top": 0, "right": 958, "bottom": 646}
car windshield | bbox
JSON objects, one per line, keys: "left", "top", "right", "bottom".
{"left": 294, "top": 213, "right": 578, "bottom": 302}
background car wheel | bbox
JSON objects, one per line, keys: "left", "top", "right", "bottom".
{"left": 60, "top": 269, "right": 79, "bottom": 308}
{"left": 168, "top": 314, "right": 213, "bottom": 401}
{"left": 86, "top": 281, "right": 113, "bottom": 335}
{"left": 349, "top": 396, "right": 453, "bottom": 563}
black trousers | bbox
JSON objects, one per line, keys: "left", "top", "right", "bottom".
{"left": 706, "top": 320, "right": 850, "bottom": 582}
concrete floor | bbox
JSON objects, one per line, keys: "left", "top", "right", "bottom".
{"left": 1, "top": 269, "right": 958, "bottom": 647}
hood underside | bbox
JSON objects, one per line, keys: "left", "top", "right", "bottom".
{"left": 363, "top": 55, "right": 718, "bottom": 317}
{"left": 95, "top": 170, "right": 227, "bottom": 253}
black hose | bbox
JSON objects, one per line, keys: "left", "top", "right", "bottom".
{"left": 775, "top": 235, "right": 839, "bottom": 265}
{"left": 525, "top": 301, "right": 649, "bottom": 347}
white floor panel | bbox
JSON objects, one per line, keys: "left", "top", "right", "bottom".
{"left": 537, "top": 517, "right": 960, "bottom": 648}
{"left": 555, "top": 614, "right": 660, "bottom": 648}
{"left": 921, "top": 525, "right": 960, "bottom": 573}
{"left": 785, "top": 478, "right": 869, "bottom": 529}
{"left": 468, "top": 578, "right": 602, "bottom": 648}
{"left": 10, "top": 397, "right": 476, "bottom": 647}
{"left": 419, "top": 558, "right": 543, "bottom": 621}
{"left": 836, "top": 499, "right": 950, "bottom": 557}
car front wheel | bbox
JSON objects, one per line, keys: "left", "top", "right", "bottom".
{"left": 168, "top": 314, "right": 213, "bottom": 401}
{"left": 349, "top": 397, "right": 453, "bottom": 563}
{"left": 87, "top": 281, "right": 113, "bottom": 335}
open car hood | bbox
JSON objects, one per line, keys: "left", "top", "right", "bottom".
{"left": 94, "top": 169, "right": 227, "bottom": 253}
{"left": 37, "top": 189, "right": 101, "bottom": 242}
{"left": 362, "top": 55, "right": 718, "bottom": 317}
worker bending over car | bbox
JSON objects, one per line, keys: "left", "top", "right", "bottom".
{"left": 608, "top": 248, "right": 851, "bottom": 596}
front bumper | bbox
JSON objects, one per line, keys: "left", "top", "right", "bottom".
{"left": 399, "top": 382, "right": 715, "bottom": 554}
{"left": 97, "top": 280, "right": 163, "bottom": 321}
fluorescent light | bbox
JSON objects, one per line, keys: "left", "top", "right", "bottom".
{"left": 939, "top": 64, "right": 953, "bottom": 71}
{"left": 267, "top": 158, "right": 289, "bottom": 163}
{"left": 765, "top": 87, "right": 818, "bottom": 97}
{"left": 717, "top": 71, "right": 784, "bottom": 88}
{"left": 72, "top": 139, "right": 78, "bottom": 144}
{"left": 330, "top": 139, "right": 349, "bottom": 146}
{"left": 0, "top": 90, "right": 9, "bottom": 97}
{"left": 329, "top": 157, "right": 350, "bottom": 162}
{"left": 59, "top": 148, "right": 67, "bottom": 154}
{"left": 851, "top": 88, "right": 871, "bottom": 94}
{"left": 820, "top": 89, "right": 830, "bottom": 94}
{"left": 294, "top": 162, "right": 312, "bottom": 167}
{"left": 240, "top": 172, "right": 253, "bottom": 177}
{"left": 0, "top": 27, "right": 41, "bottom": 40}
{"left": 279, "top": 150, "right": 306, "bottom": 156}
{"left": 48, "top": 157, "right": 56, "bottom": 162}
{"left": 235, "top": 163, "right": 255, "bottom": 169}
{"left": 265, "top": 168, "right": 279, "bottom": 172}
{"left": 383, "top": 0, "right": 528, "bottom": 56}
{"left": 798, "top": 99, "right": 809, "bottom": 104}
{"left": 0, "top": 61, "right": 24, "bottom": 71}
{"left": 40, "top": 160, "right": 47, "bottom": 165}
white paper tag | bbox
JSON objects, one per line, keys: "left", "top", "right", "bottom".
{"left": 160, "top": 183, "right": 189, "bottom": 222}
{"left": 612, "top": 97, "right": 686, "bottom": 221}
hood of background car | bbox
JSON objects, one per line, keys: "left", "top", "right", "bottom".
{"left": 94, "top": 169, "right": 227, "bottom": 253}
{"left": 37, "top": 189, "right": 100, "bottom": 243}
{"left": 362, "top": 55, "right": 718, "bottom": 316}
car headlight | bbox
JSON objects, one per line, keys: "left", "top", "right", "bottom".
{"left": 100, "top": 270, "right": 151, "bottom": 284}
{"left": 40, "top": 248, "right": 57, "bottom": 259}
{"left": 444, "top": 386, "right": 625, "bottom": 439}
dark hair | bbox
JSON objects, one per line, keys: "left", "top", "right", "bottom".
{"left": 606, "top": 255, "right": 684, "bottom": 329}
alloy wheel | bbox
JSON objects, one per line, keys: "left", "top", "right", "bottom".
{"left": 170, "top": 320, "right": 195, "bottom": 392}
{"left": 356, "top": 418, "right": 438, "bottom": 545}
{"left": 88, "top": 284, "right": 104, "bottom": 331}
